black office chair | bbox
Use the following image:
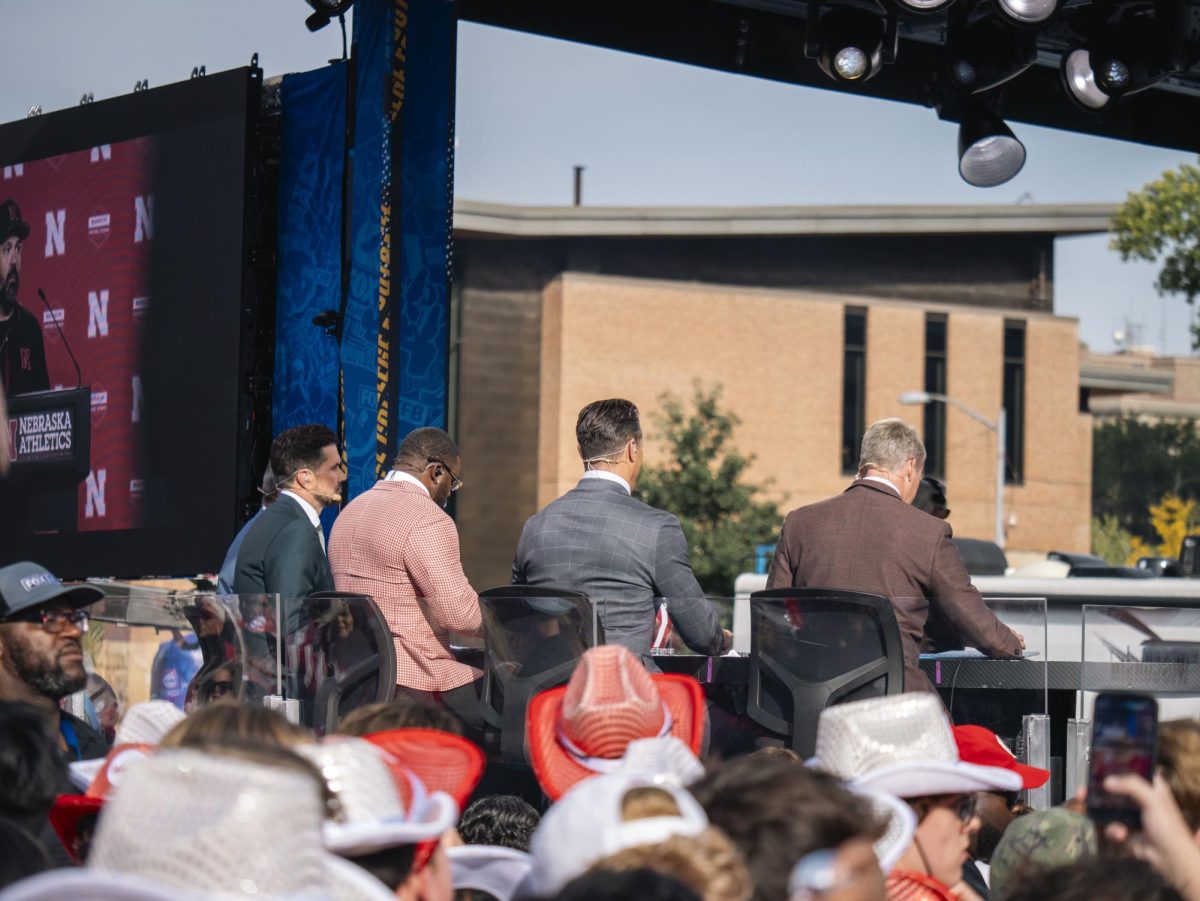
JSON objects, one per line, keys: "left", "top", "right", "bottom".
{"left": 301, "top": 591, "right": 397, "bottom": 735}
{"left": 747, "top": 588, "right": 904, "bottom": 757}
{"left": 478, "top": 586, "right": 602, "bottom": 764}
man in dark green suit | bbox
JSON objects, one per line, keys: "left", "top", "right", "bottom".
{"left": 233, "top": 424, "right": 345, "bottom": 600}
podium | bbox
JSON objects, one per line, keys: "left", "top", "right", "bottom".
{"left": 6, "top": 387, "right": 92, "bottom": 533}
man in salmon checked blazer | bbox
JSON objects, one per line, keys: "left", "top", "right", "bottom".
{"left": 328, "top": 427, "right": 483, "bottom": 736}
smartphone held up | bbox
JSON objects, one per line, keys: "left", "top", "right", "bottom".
{"left": 1086, "top": 691, "right": 1159, "bottom": 830}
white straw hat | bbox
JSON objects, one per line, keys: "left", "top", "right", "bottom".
{"left": 527, "top": 772, "right": 709, "bottom": 897}
{"left": 611, "top": 736, "right": 705, "bottom": 787}
{"left": 854, "top": 787, "right": 917, "bottom": 873}
{"left": 297, "top": 737, "right": 458, "bottom": 856}
{"left": 114, "top": 700, "right": 186, "bottom": 746}
{"left": 811, "top": 693, "right": 1022, "bottom": 797}
{"left": 87, "top": 749, "right": 347, "bottom": 899}
{"left": 447, "top": 845, "right": 533, "bottom": 901}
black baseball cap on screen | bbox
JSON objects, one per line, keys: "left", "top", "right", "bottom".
{"left": 0, "top": 199, "right": 30, "bottom": 243}
{"left": 0, "top": 561, "right": 104, "bottom": 622}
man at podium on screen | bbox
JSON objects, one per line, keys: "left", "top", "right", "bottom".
{"left": 0, "top": 199, "right": 49, "bottom": 398}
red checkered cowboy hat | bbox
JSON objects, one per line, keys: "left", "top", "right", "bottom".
{"left": 525, "top": 645, "right": 706, "bottom": 800}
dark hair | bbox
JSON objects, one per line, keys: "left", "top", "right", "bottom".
{"left": 344, "top": 844, "right": 417, "bottom": 892}
{"left": 457, "top": 795, "right": 541, "bottom": 851}
{"left": 998, "top": 858, "right": 1183, "bottom": 901}
{"left": 576, "top": 399, "right": 641, "bottom": 461}
{"left": 0, "top": 703, "right": 67, "bottom": 827}
{"left": 270, "top": 424, "right": 338, "bottom": 486}
{"left": 690, "top": 756, "right": 885, "bottom": 901}
{"left": 0, "top": 818, "right": 50, "bottom": 890}
{"left": 335, "top": 698, "right": 465, "bottom": 738}
{"left": 394, "top": 427, "right": 460, "bottom": 471}
{"left": 552, "top": 867, "right": 701, "bottom": 901}
{"left": 914, "top": 476, "right": 950, "bottom": 519}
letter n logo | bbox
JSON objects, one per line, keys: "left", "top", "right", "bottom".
{"left": 85, "top": 469, "right": 107, "bottom": 518}
{"left": 134, "top": 196, "right": 154, "bottom": 242}
{"left": 87, "top": 290, "right": 110, "bottom": 338}
{"left": 44, "top": 209, "right": 66, "bottom": 257}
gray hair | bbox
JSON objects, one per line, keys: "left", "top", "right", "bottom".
{"left": 858, "top": 418, "right": 925, "bottom": 475}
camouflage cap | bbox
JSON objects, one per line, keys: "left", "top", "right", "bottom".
{"left": 989, "top": 807, "right": 1097, "bottom": 900}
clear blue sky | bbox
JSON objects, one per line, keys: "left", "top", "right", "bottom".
{"left": 5, "top": 2, "right": 1196, "bottom": 353}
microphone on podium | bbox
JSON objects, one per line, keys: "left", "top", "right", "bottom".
{"left": 37, "top": 288, "right": 83, "bottom": 388}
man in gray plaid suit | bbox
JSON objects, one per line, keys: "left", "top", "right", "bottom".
{"left": 513, "top": 398, "right": 730, "bottom": 665}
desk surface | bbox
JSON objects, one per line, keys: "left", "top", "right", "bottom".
{"left": 653, "top": 654, "right": 1200, "bottom": 694}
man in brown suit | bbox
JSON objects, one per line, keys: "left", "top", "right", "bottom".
{"left": 766, "top": 417, "right": 1023, "bottom": 693}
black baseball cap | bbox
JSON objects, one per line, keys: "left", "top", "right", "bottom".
{"left": 0, "top": 561, "right": 104, "bottom": 621}
{"left": 0, "top": 199, "right": 31, "bottom": 243}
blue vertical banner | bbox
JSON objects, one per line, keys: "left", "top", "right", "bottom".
{"left": 346, "top": 0, "right": 456, "bottom": 499}
{"left": 273, "top": 64, "right": 347, "bottom": 434}
{"left": 344, "top": 0, "right": 393, "bottom": 499}
{"left": 390, "top": 0, "right": 455, "bottom": 442}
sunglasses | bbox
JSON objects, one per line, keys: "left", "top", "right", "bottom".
{"left": 9, "top": 606, "right": 89, "bottom": 635}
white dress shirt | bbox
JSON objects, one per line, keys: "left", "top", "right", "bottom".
{"left": 279, "top": 489, "right": 325, "bottom": 551}
{"left": 582, "top": 469, "right": 632, "bottom": 495}
{"left": 384, "top": 469, "right": 431, "bottom": 496}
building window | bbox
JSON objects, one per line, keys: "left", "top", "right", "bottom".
{"left": 924, "top": 315, "right": 947, "bottom": 479}
{"left": 1003, "top": 320, "right": 1026, "bottom": 484}
{"left": 842, "top": 308, "right": 867, "bottom": 475}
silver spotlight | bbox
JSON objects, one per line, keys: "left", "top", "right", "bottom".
{"left": 958, "top": 112, "right": 1026, "bottom": 188}
{"left": 995, "top": 0, "right": 1057, "bottom": 25}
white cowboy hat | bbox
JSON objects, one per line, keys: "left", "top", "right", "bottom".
{"left": 296, "top": 737, "right": 458, "bottom": 856}
{"left": 810, "top": 693, "right": 1022, "bottom": 797}
{"left": 527, "top": 772, "right": 709, "bottom": 897}
{"left": 447, "top": 845, "right": 533, "bottom": 901}
{"left": 85, "top": 748, "right": 387, "bottom": 900}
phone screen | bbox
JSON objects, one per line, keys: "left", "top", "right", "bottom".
{"left": 1087, "top": 692, "right": 1158, "bottom": 828}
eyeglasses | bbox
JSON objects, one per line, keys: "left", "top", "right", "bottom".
{"left": 943, "top": 793, "right": 978, "bottom": 823}
{"left": 10, "top": 607, "right": 89, "bottom": 634}
{"left": 202, "top": 679, "right": 236, "bottom": 700}
{"left": 427, "top": 458, "right": 463, "bottom": 492}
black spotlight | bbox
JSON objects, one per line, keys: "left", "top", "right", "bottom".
{"left": 958, "top": 107, "right": 1026, "bottom": 187}
{"left": 304, "top": 0, "right": 353, "bottom": 32}
{"left": 894, "top": 0, "right": 957, "bottom": 16}
{"left": 1060, "top": 0, "right": 1191, "bottom": 111}
{"left": 944, "top": 13, "right": 1038, "bottom": 95}
{"left": 805, "top": 1, "right": 896, "bottom": 84}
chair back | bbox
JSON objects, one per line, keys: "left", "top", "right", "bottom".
{"left": 478, "top": 586, "right": 602, "bottom": 764}
{"left": 747, "top": 587, "right": 903, "bottom": 757}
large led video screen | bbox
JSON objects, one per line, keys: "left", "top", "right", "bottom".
{"left": 0, "top": 68, "right": 263, "bottom": 578}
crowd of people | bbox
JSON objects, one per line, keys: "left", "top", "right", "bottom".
{"left": 3, "top": 401, "right": 1198, "bottom": 898}
{"left": 1, "top": 584, "right": 1200, "bottom": 901}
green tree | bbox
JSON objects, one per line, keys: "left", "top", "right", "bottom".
{"left": 635, "top": 383, "right": 783, "bottom": 595}
{"left": 1090, "top": 514, "right": 1136, "bottom": 566}
{"left": 1110, "top": 160, "right": 1200, "bottom": 347}
{"left": 1092, "top": 416, "right": 1200, "bottom": 541}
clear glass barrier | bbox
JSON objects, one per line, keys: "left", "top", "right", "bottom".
{"left": 479, "top": 593, "right": 601, "bottom": 676}
{"left": 278, "top": 594, "right": 397, "bottom": 733}
{"left": 70, "top": 587, "right": 259, "bottom": 741}
{"left": 1081, "top": 605, "right": 1200, "bottom": 714}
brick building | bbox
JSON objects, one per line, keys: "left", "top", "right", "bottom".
{"left": 451, "top": 201, "right": 1113, "bottom": 589}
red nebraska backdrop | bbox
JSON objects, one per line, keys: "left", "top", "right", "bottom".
{"left": 4, "top": 136, "right": 153, "bottom": 531}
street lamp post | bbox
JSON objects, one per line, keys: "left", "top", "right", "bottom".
{"left": 898, "top": 390, "right": 1007, "bottom": 550}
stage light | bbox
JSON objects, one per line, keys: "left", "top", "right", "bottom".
{"left": 958, "top": 109, "right": 1026, "bottom": 188}
{"left": 994, "top": 0, "right": 1057, "bottom": 26}
{"left": 894, "top": 0, "right": 956, "bottom": 13}
{"left": 304, "top": 0, "right": 353, "bottom": 32}
{"left": 1059, "top": 0, "right": 1191, "bottom": 112}
{"left": 809, "top": 6, "right": 892, "bottom": 84}
{"left": 1061, "top": 49, "right": 1111, "bottom": 109}
{"left": 944, "top": 14, "right": 1037, "bottom": 95}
